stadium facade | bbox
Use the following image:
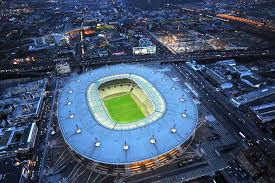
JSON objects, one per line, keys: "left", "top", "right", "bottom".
{"left": 57, "top": 64, "right": 198, "bottom": 175}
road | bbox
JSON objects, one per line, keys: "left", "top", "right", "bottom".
{"left": 38, "top": 78, "right": 59, "bottom": 183}
{"left": 1, "top": 48, "right": 275, "bottom": 75}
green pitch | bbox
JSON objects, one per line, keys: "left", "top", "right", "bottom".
{"left": 103, "top": 94, "right": 145, "bottom": 123}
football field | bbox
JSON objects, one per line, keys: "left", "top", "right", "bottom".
{"left": 103, "top": 93, "right": 145, "bottom": 123}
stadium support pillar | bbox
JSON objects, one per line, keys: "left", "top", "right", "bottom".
{"left": 91, "top": 162, "right": 98, "bottom": 170}
{"left": 125, "top": 165, "right": 131, "bottom": 176}
{"left": 177, "top": 146, "right": 184, "bottom": 154}
{"left": 154, "top": 158, "right": 161, "bottom": 167}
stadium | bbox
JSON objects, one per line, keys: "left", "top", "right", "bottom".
{"left": 57, "top": 64, "right": 198, "bottom": 176}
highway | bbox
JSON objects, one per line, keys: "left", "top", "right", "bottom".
{"left": 1, "top": 48, "right": 275, "bottom": 75}
{"left": 173, "top": 63, "right": 275, "bottom": 161}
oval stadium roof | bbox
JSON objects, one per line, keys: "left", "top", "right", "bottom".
{"left": 58, "top": 64, "right": 198, "bottom": 164}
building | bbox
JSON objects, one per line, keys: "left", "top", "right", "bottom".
{"left": 56, "top": 62, "right": 71, "bottom": 75}
{"left": 216, "top": 59, "right": 236, "bottom": 66}
{"left": 205, "top": 68, "right": 227, "bottom": 85}
{"left": 0, "top": 79, "right": 48, "bottom": 125}
{"left": 0, "top": 79, "right": 48, "bottom": 99}
{"left": 231, "top": 85, "right": 275, "bottom": 107}
{"left": 241, "top": 75, "right": 266, "bottom": 88}
{"left": 133, "top": 46, "right": 156, "bottom": 55}
{"left": 250, "top": 101, "right": 275, "bottom": 123}
{"left": 220, "top": 82, "right": 233, "bottom": 90}
{"left": 0, "top": 79, "right": 44, "bottom": 182}
{"left": 29, "top": 33, "right": 69, "bottom": 51}
{"left": 108, "top": 46, "right": 128, "bottom": 56}
{"left": 98, "top": 50, "right": 109, "bottom": 57}
{"left": 133, "top": 38, "right": 156, "bottom": 55}
{"left": 233, "top": 65, "right": 252, "bottom": 77}
{"left": 0, "top": 122, "right": 38, "bottom": 158}
{"left": 57, "top": 64, "right": 198, "bottom": 175}
{"left": 186, "top": 60, "right": 206, "bottom": 71}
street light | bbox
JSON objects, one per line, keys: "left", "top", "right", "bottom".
{"left": 150, "top": 135, "right": 156, "bottom": 144}
{"left": 95, "top": 138, "right": 101, "bottom": 147}
{"left": 182, "top": 109, "right": 187, "bottom": 118}
{"left": 69, "top": 110, "right": 74, "bottom": 119}
{"left": 123, "top": 141, "right": 129, "bottom": 151}
{"left": 171, "top": 124, "right": 176, "bottom": 133}
{"left": 76, "top": 124, "right": 81, "bottom": 134}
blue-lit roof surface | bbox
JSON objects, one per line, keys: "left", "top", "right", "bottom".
{"left": 58, "top": 64, "right": 198, "bottom": 164}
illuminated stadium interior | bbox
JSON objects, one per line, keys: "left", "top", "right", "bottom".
{"left": 97, "top": 78, "right": 154, "bottom": 123}
{"left": 86, "top": 74, "right": 166, "bottom": 130}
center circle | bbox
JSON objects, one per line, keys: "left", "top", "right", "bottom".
{"left": 86, "top": 74, "right": 166, "bottom": 130}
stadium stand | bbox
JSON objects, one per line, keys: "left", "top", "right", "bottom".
{"left": 98, "top": 78, "right": 155, "bottom": 117}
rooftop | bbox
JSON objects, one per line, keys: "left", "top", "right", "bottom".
{"left": 250, "top": 101, "right": 275, "bottom": 123}
{"left": 0, "top": 79, "right": 48, "bottom": 124}
{"left": 0, "top": 122, "right": 37, "bottom": 157}
{"left": 231, "top": 85, "right": 275, "bottom": 107}
{"left": 58, "top": 64, "right": 198, "bottom": 164}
